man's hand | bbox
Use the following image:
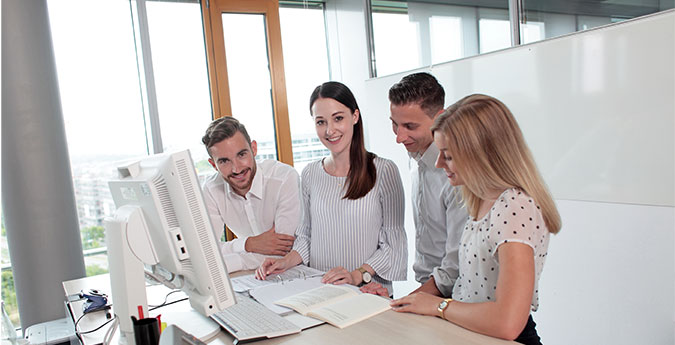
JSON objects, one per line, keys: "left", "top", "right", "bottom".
{"left": 244, "top": 225, "right": 295, "bottom": 256}
{"left": 360, "top": 282, "right": 389, "bottom": 297}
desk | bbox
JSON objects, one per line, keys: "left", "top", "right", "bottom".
{"left": 63, "top": 273, "right": 516, "bottom": 345}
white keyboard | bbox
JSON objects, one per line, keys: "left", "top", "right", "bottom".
{"left": 211, "top": 293, "right": 301, "bottom": 341}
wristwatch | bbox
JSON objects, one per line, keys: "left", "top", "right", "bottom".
{"left": 357, "top": 267, "right": 372, "bottom": 285}
{"left": 437, "top": 298, "right": 453, "bottom": 319}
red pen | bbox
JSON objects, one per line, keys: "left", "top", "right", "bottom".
{"left": 137, "top": 305, "right": 144, "bottom": 319}
{"left": 157, "top": 314, "right": 162, "bottom": 333}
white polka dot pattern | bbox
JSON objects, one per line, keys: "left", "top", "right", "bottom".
{"left": 451, "top": 188, "right": 550, "bottom": 311}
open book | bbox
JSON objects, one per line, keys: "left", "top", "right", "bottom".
{"left": 274, "top": 285, "right": 390, "bottom": 329}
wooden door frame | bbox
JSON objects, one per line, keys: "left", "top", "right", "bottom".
{"left": 201, "top": 0, "right": 293, "bottom": 166}
{"left": 201, "top": 0, "right": 293, "bottom": 241}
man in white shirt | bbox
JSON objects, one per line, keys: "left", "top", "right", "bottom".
{"left": 201, "top": 117, "right": 300, "bottom": 273}
{"left": 386, "top": 73, "right": 468, "bottom": 297}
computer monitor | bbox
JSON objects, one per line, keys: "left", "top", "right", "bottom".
{"left": 105, "top": 150, "right": 235, "bottom": 344}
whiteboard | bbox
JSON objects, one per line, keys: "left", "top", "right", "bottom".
{"left": 363, "top": 10, "right": 675, "bottom": 207}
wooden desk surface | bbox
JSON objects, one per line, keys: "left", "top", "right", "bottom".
{"left": 63, "top": 272, "right": 516, "bottom": 345}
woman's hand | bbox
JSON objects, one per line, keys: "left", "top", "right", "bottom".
{"left": 390, "top": 292, "right": 444, "bottom": 317}
{"left": 360, "top": 282, "right": 389, "bottom": 297}
{"left": 322, "top": 266, "right": 358, "bottom": 285}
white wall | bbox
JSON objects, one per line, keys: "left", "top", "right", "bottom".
{"left": 359, "top": 10, "right": 675, "bottom": 345}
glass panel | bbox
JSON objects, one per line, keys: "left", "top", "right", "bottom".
{"left": 522, "top": 0, "right": 674, "bottom": 44}
{"left": 371, "top": 0, "right": 509, "bottom": 76}
{"left": 1, "top": 212, "right": 19, "bottom": 327}
{"left": 48, "top": 0, "right": 149, "bottom": 281}
{"left": 145, "top": 1, "right": 214, "bottom": 181}
{"left": 222, "top": 13, "right": 277, "bottom": 161}
{"left": 478, "top": 19, "right": 511, "bottom": 53}
{"left": 372, "top": 10, "right": 421, "bottom": 76}
{"left": 430, "top": 15, "right": 463, "bottom": 64}
{"left": 279, "top": 5, "right": 331, "bottom": 173}
{"left": 54, "top": 2, "right": 146, "bottom": 266}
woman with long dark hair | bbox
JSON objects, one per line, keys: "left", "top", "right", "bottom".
{"left": 256, "top": 81, "right": 407, "bottom": 294}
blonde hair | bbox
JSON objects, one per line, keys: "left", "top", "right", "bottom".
{"left": 431, "top": 94, "right": 561, "bottom": 234}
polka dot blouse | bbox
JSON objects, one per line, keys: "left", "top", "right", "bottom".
{"left": 451, "top": 188, "right": 550, "bottom": 311}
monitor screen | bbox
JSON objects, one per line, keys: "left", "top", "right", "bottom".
{"left": 106, "top": 150, "right": 235, "bottom": 341}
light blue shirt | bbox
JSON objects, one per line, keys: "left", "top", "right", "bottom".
{"left": 410, "top": 142, "right": 468, "bottom": 295}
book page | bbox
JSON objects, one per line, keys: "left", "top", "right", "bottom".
{"left": 230, "top": 265, "right": 325, "bottom": 292}
{"left": 250, "top": 276, "right": 324, "bottom": 314}
{"left": 308, "top": 293, "right": 391, "bottom": 329}
{"left": 275, "top": 285, "right": 357, "bottom": 315}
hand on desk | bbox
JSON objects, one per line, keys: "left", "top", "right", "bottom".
{"left": 245, "top": 225, "right": 295, "bottom": 256}
{"left": 390, "top": 292, "right": 443, "bottom": 317}
{"left": 321, "top": 267, "right": 356, "bottom": 285}
{"left": 255, "top": 250, "right": 302, "bottom": 280}
{"left": 359, "top": 282, "right": 389, "bottom": 297}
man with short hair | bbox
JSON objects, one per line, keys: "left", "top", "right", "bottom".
{"left": 201, "top": 116, "right": 300, "bottom": 273}
{"left": 388, "top": 72, "right": 468, "bottom": 296}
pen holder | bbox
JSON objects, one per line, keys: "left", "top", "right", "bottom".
{"left": 131, "top": 316, "right": 160, "bottom": 345}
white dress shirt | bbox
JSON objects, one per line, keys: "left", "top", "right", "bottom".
{"left": 202, "top": 159, "right": 301, "bottom": 272}
{"left": 410, "top": 142, "right": 468, "bottom": 295}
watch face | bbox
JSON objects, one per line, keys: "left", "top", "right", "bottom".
{"left": 363, "top": 271, "right": 372, "bottom": 283}
{"left": 439, "top": 300, "right": 448, "bottom": 309}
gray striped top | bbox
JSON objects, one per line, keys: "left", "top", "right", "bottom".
{"left": 293, "top": 156, "right": 408, "bottom": 293}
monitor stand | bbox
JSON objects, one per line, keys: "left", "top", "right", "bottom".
{"left": 159, "top": 310, "right": 221, "bottom": 341}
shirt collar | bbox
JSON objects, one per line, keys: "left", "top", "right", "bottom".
{"left": 224, "top": 162, "right": 263, "bottom": 200}
{"left": 408, "top": 142, "right": 439, "bottom": 168}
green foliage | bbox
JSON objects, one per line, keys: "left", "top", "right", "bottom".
{"left": 81, "top": 226, "right": 105, "bottom": 250}
{"left": 86, "top": 264, "right": 108, "bottom": 277}
{"left": 2, "top": 270, "right": 20, "bottom": 326}
{"left": 195, "top": 159, "right": 213, "bottom": 174}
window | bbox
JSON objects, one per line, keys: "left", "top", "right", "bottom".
{"left": 143, "top": 1, "right": 214, "bottom": 179}
{"left": 521, "top": 0, "right": 673, "bottom": 44}
{"left": 369, "top": 0, "right": 673, "bottom": 76}
{"left": 279, "top": 3, "right": 331, "bottom": 173}
{"left": 48, "top": 0, "right": 149, "bottom": 281}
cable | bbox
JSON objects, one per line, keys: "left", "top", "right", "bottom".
{"left": 102, "top": 317, "right": 119, "bottom": 345}
{"left": 148, "top": 289, "right": 181, "bottom": 308}
{"left": 148, "top": 297, "right": 188, "bottom": 311}
{"left": 77, "top": 316, "right": 116, "bottom": 335}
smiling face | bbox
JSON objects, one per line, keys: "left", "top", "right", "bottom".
{"left": 434, "top": 131, "right": 464, "bottom": 186}
{"left": 208, "top": 131, "right": 258, "bottom": 197}
{"left": 311, "top": 97, "right": 359, "bottom": 156}
{"left": 390, "top": 102, "right": 437, "bottom": 154}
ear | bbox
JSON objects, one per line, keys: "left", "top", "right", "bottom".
{"left": 208, "top": 158, "right": 217, "bottom": 170}
{"left": 353, "top": 109, "right": 360, "bottom": 125}
{"left": 250, "top": 140, "right": 258, "bottom": 157}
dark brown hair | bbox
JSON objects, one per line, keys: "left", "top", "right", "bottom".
{"left": 201, "top": 116, "right": 251, "bottom": 157}
{"left": 310, "top": 82, "right": 376, "bottom": 200}
{"left": 388, "top": 72, "right": 445, "bottom": 117}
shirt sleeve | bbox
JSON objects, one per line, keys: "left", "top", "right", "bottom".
{"left": 273, "top": 168, "right": 301, "bottom": 237}
{"left": 363, "top": 159, "right": 408, "bottom": 282}
{"left": 488, "top": 191, "right": 543, "bottom": 257}
{"left": 292, "top": 166, "right": 312, "bottom": 265}
{"left": 432, "top": 186, "right": 467, "bottom": 296}
{"left": 202, "top": 179, "right": 248, "bottom": 269}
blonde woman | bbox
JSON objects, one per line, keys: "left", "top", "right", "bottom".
{"left": 389, "top": 94, "right": 561, "bottom": 344}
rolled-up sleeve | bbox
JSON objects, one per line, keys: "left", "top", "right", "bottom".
{"left": 432, "top": 186, "right": 467, "bottom": 296}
